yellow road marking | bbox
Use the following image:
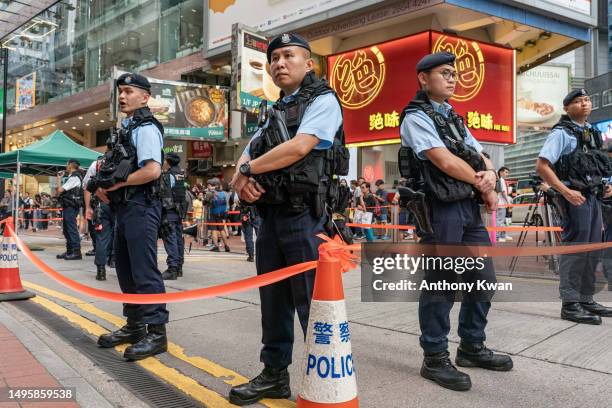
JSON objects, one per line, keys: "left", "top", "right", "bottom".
{"left": 30, "top": 296, "right": 235, "bottom": 407}
{"left": 23, "top": 281, "right": 296, "bottom": 408}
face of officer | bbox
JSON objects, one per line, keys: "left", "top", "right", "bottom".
{"left": 418, "top": 63, "right": 458, "bottom": 103}
{"left": 270, "top": 46, "right": 314, "bottom": 94}
{"left": 564, "top": 95, "right": 592, "bottom": 122}
{"left": 118, "top": 85, "right": 150, "bottom": 116}
{"left": 500, "top": 169, "right": 510, "bottom": 179}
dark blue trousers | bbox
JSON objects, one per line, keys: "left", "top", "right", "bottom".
{"left": 62, "top": 206, "right": 81, "bottom": 252}
{"left": 162, "top": 211, "right": 184, "bottom": 268}
{"left": 243, "top": 217, "right": 260, "bottom": 257}
{"left": 603, "top": 222, "right": 612, "bottom": 283}
{"left": 256, "top": 207, "right": 327, "bottom": 368}
{"left": 115, "top": 195, "right": 168, "bottom": 324}
{"left": 94, "top": 203, "right": 115, "bottom": 267}
{"left": 418, "top": 198, "right": 495, "bottom": 354}
{"left": 559, "top": 195, "right": 602, "bottom": 302}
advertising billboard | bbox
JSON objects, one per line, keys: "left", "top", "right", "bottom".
{"left": 595, "top": 120, "right": 612, "bottom": 143}
{"left": 328, "top": 31, "right": 516, "bottom": 145}
{"left": 517, "top": 65, "right": 570, "bottom": 128}
{"left": 113, "top": 70, "right": 229, "bottom": 142}
{"left": 15, "top": 72, "right": 36, "bottom": 112}
{"left": 207, "top": 0, "right": 358, "bottom": 51}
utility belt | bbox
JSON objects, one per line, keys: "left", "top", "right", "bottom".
{"left": 111, "top": 184, "right": 160, "bottom": 208}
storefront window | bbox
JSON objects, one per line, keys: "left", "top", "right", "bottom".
{"left": 2, "top": 0, "right": 203, "bottom": 115}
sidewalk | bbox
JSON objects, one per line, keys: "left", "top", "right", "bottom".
{"left": 0, "top": 304, "right": 146, "bottom": 408}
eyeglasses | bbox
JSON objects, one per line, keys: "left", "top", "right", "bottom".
{"left": 434, "top": 69, "right": 459, "bottom": 81}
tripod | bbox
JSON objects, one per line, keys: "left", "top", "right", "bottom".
{"left": 508, "top": 187, "right": 563, "bottom": 276}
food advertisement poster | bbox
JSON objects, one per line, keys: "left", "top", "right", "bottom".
{"left": 114, "top": 70, "right": 229, "bottom": 141}
{"left": 517, "top": 65, "right": 570, "bottom": 128}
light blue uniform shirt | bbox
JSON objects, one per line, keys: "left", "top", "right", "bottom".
{"left": 121, "top": 118, "right": 163, "bottom": 167}
{"left": 243, "top": 91, "right": 342, "bottom": 158}
{"left": 400, "top": 100, "right": 483, "bottom": 160}
{"left": 538, "top": 120, "right": 590, "bottom": 165}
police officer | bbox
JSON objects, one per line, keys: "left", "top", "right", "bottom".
{"left": 83, "top": 158, "right": 115, "bottom": 281}
{"left": 399, "top": 52, "right": 512, "bottom": 392}
{"left": 238, "top": 199, "right": 259, "bottom": 262}
{"left": 56, "top": 159, "right": 83, "bottom": 260}
{"left": 229, "top": 33, "right": 345, "bottom": 405}
{"left": 536, "top": 89, "right": 612, "bottom": 324}
{"left": 95, "top": 73, "right": 169, "bottom": 360}
{"left": 160, "top": 152, "right": 187, "bottom": 280}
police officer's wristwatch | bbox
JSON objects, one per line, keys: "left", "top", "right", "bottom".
{"left": 239, "top": 162, "right": 252, "bottom": 177}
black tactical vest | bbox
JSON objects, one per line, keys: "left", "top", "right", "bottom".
{"left": 552, "top": 115, "right": 610, "bottom": 192}
{"left": 160, "top": 166, "right": 188, "bottom": 218}
{"left": 60, "top": 172, "right": 84, "bottom": 209}
{"left": 398, "top": 91, "right": 485, "bottom": 202}
{"left": 249, "top": 71, "right": 349, "bottom": 215}
{"left": 102, "top": 107, "right": 164, "bottom": 205}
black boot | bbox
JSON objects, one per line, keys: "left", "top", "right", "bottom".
{"left": 96, "top": 265, "right": 106, "bottom": 281}
{"left": 98, "top": 321, "right": 146, "bottom": 348}
{"left": 580, "top": 301, "right": 612, "bottom": 317}
{"left": 229, "top": 366, "right": 291, "bottom": 406}
{"left": 56, "top": 251, "right": 67, "bottom": 259}
{"left": 247, "top": 255, "right": 254, "bottom": 262}
{"left": 225, "top": 245, "right": 231, "bottom": 252}
{"left": 177, "top": 265, "right": 183, "bottom": 278}
{"left": 123, "top": 324, "right": 168, "bottom": 361}
{"left": 161, "top": 266, "right": 178, "bottom": 280}
{"left": 421, "top": 351, "right": 471, "bottom": 391}
{"left": 561, "top": 302, "right": 602, "bottom": 324}
{"left": 107, "top": 257, "right": 116, "bottom": 268}
{"left": 65, "top": 250, "right": 82, "bottom": 260}
{"left": 85, "top": 249, "right": 96, "bottom": 256}
{"left": 455, "top": 342, "right": 513, "bottom": 371}
{"left": 211, "top": 246, "right": 220, "bottom": 252}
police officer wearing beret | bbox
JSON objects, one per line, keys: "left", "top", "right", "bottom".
{"left": 536, "top": 89, "right": 612, "bottom": 324}
{"left": 229, "top": 33, "right": 346, "bottom": 405}
{"left": 95, "top": 73, "right": 169, "bottom": 360}
{"left": 399, "top": 52, "right": 512, "bottom": 392}
{"left": 160, "top": 152, "right": 187, "bottom": 280}
{"left": 56, "top": 159, "right": 83, "bottom": 260}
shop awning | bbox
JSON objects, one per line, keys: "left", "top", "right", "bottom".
{"left": 0, "top": 130, "right": 101, "bottom": 175}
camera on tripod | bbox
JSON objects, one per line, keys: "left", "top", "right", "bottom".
{"left": 529, "top": 173, "right": 544, "bottom": 194}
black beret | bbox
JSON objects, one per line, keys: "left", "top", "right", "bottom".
{"left": 117, "top": 72, "right": 151, "bottom": 92}
{"left": 416, "top": 52, "right": 456, "bottom": 73}
{"left": 67, "top": 159, "right": 80, "bottom": 167}
{"left": 563, "top": 88, "right": 589, "bottom": 106}
{"left": 267, "top": 33, "right": 311, "bottom": 63}
{"left": 165, "top": 152, "right": 181, "bottom": 166}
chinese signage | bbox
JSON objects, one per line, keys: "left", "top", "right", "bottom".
{"left": 517, "top": 65, "right": 570, "bottom": 128}
{"left": 191, "top": 141, "right": 213, "bottom": 158}
{"left": 207, "top": 0, "right": 358, "bottom": 51}
{"left": 328, "top": 31, "right": 516, "bottom": 145}
{"left": 15, "top": 72, "right": 36, "bottom": 112}
{"left": 163, "top": 140, "right": 188, "bottom": 166}
{"left": 114, "top": 71, "right": 229, "bottom": 142}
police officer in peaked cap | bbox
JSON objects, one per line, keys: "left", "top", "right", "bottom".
{"left": 399, "top": 52, "right": 513, "bottom": 392}
{"left": 229, "top": 32, "right": 348, "bottom": 405}
{"left": 95, "top": 72, "right": 170, "bottom": 360}
{"left": 536, "top": 89, "right": 612, "bottom": 324}
{"left": 56, "top": 159, "right": 84, "bottom": 260}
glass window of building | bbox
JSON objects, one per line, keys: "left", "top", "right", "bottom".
{"left": 602, "top": 89, "right": 612, "bottom": 107}
{"left": 591, "top": 93, "right": 600, "bottom": 109}
{"left": 2, "top": 0, "right": 203, "bottom": 115}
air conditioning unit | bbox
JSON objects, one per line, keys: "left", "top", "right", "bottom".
{"left": 197, "top": 159, "right": 212, "bottom": 172}
{"left": 213, "top": 144, "right": 239, "bottom": 166}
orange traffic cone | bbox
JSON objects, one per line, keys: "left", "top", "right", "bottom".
{"left": 297, "top": 252, "right": 358, "bottom": 407}
{"left": 0, "top": 218, "right": 35, "bottom": 301}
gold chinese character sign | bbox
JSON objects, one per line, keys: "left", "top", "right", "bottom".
{"left": 433, "top": 36, "right": 485, "bottom": 102}
{"left": 330, "top": 47, "right": 386, "bottom": 110}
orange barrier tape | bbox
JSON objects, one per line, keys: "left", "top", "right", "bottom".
{"left": 18, "top": 208, "right": 63, "bottom": 212}
{"left": 498, "top": 203, "right": 544, "bottom": 208}
{"left": 487, "top": 226, "right": 562, "bottom": 232}
{"left": 9, "top": 224, "right": 319, "bottom": 304}
{"left": 202, "top": 222, "right": 241, "bottom": 227}
{"left": 347, "top": 223, "right": 415, "bottom": 230}
{"left": 17, "top": 218, "right": 63, "bottom": 222}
